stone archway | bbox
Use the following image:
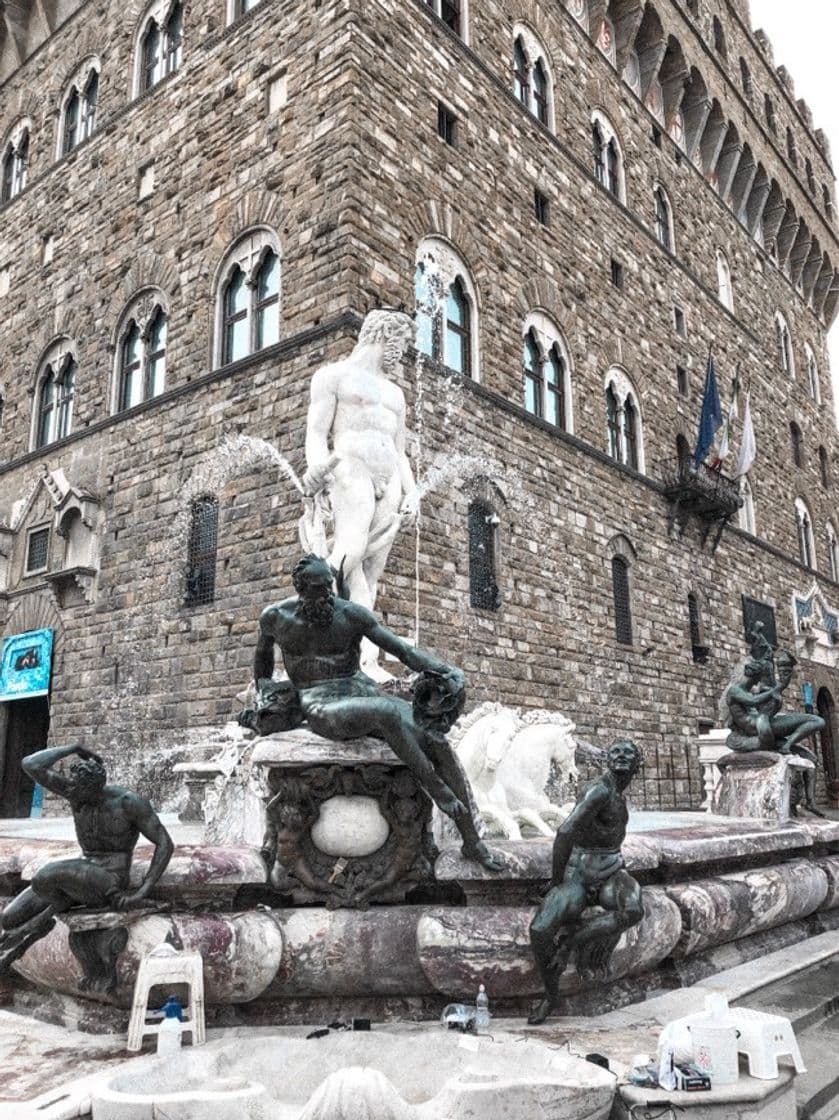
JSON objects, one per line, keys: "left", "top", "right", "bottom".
{"left": 817, "top": 687, "right": 839, "bottom": 806}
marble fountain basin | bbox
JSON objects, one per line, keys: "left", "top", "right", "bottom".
{"left": 90, "top": 1029, "right": 616, "bottom": 1119}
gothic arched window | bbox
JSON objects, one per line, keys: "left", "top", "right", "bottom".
{"left": 605, "top": 370, "right": 643, "bottom": 470}
{"left": 521, "top": 313, "right": 572, "bottom": 431}
{"left": 1, "top": 123, "right": 29, "bottom": 203}
{"left": 415, "top": 238, "right": 479, "bottom": 379}
{"left": 138, "top": 2, "right": 183, "bottom": 93}
{"left": 115, "top": 294, "right": 169, "bottom": 411}
{"left": 61, "top": 65, "right": 99, "bottom": 156}
{"left": 795, "top": 499, "right": 816, "bottom": 570}
{"left": 511, "top": 27, "right": 553, "bottom": 130}
{"left": 34, "top": 343, "right": 76, "bottom": 449}
{"left": 775, "top": 312, "right": 794, "bottom": 377}
{"left": 215, "top": 230, "right": 282, "bottom": 367}
{"left": 593, "top": 106, "right": 627, "bottom": 200}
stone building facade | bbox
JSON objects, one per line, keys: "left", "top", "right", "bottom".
{"left": 1, "top": 0, "right": 838, "bottom": 812}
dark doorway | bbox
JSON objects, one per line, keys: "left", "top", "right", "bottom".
{"left": 817, "top": 687, "right": 839, "bottom": 804}
{"left": 0, "top": 697, "right": 50, "bottom": 817}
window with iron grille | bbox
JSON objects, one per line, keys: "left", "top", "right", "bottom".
{"left": 688, "top": 593, "right": 708, "bottom": 663}
{"left": 612, "top": 556, "right": 632, "bottom": 644}
{"left": 26, "top": 527, "right": 50, "bottom": 573}
{"left": 184, "top": 497, "right": 218, "bottom": 606}
{"left": 468, "top": 501, "right": 500, "bottom": 611}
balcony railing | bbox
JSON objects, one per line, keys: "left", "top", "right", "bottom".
{"left": 661, "top": 457, "right": 743, "bottom": 519}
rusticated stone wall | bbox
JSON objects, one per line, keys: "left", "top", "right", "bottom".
{"left": 1, "top": 0, "right": 838, "bottom": 812}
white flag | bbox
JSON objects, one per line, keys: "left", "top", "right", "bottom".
{"left": 735, "top": 394, "right": 756, "bottom": 478}
{"left": 717, "top": 396, "right": 737, "bottom": 460}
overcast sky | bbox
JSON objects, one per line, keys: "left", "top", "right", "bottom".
{"left": 749, "top": 2, "right": 839, "bottom": 418}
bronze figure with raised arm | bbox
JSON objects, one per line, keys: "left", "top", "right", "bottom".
{"left": 251, "top": 553, "right": 504, "bottom": 872}
{"left": 0, "top": 745, "right": 174, "bottom": 974}
{"left": 528, "top": 740, "right": 644, "bottom": 1025}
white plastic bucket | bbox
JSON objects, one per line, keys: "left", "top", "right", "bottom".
{"left": 688, "top": 1022, "right": 740, "bottom": 1086}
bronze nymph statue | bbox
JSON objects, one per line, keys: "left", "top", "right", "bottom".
{"left": 528, "top": 739, "right": 644, "bottom": 1025}
{"left": 0, "top": 745, "right": 173, "bottom": 985}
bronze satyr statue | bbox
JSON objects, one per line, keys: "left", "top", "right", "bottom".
{"left": 725, "top": 623, "right": 824, "bottom": 814}
{"left": 0, "top": 745, "right": 174, "bottom": 978}
{"left": 248, "top": 553, "right": 504, "bottom": 872}
{"left": 527, "top": 739, "right": 644, "bottom": 1025}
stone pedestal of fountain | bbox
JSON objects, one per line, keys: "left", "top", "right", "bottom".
{"left": 204, "top": 729, "right": 436, "bottom": 908}
{"left": 711, "top": 752, "right": 814, "bottom": 822}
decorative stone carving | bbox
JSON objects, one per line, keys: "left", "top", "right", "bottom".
{"left": 262, "top": 762, "right": 435, "bottom": 909}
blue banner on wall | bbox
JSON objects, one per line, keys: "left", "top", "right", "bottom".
{"left": 0, "top": 629, "right": 54, "bottom": 702}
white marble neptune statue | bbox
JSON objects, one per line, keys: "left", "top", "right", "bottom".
{"left": 300, "top": 309, "right": 420, "bottom": 669}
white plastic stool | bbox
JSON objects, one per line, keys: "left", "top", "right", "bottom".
{"left": 126, "top": 942, "right": 206, "bottom": 1052}
{"left": 727, "top": 1007, "right": 806, "bottom": 1079}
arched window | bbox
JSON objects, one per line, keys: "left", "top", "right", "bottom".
{"left": 775, "top": 312, "right": 794, "bottom": 377}
{"left": 533, "top": 60, "right": 549, "bottom": 126}
{"left": 795, "top": 498, "right": 816, "bottom": 570}
{"left": 764, "top": 94, "right": 776, "bottom": 134}
{"left": 231, "top": 0, "right": 261, "bottom": 17}
{"left": 611, "top": 550, "right": 633, "bottom": 645}
{"left": 716, "top": 249, "right": 734, "bottom": 311}
{"left": 415, "top": 238, "right": 479, "bottom": 379}
{"left": 604, "top": 369, "right": 643, "bottom": 471}
{"left": 738, "top": 477, "right": 756, "bottom": 535}
{"left": 1, "top": 122, "right": 29, "bottom": 203}
{"left": 521, "top": 312, "right": 572, "bottom": 432}
{"left": 606, "top": 383, "right": 620, "bottom": 459}
{"left": 623, "top": 397, "right": 638, "bottom": 470}
{"left": 676, "top": 433, "right": 691, "bottom": 469}
{"left": 654, "top": 186, "right": 673, "bottom": 251}
{"left": 523, "top": 329, "right": 542, "bottom": 418}
{"left": 424, "top": 0, "right": 466, "bottom": 39}
{"left": 805, "top": 344, "right": 821, "bottom": 405}
{"left": 827, "top": 522, "right": 839, "bottom": 581}
{"left": 115, "top": 293, "right": 169, "bottom": 411}
{"left": 137, "top": 1, "right": 183, "bottom": 94}
{"left": 713, "top": 16, "right": 727, "bottom": 61}
{"left": 591, "top": 111, "right": 624, "bottom": 202}
{"left": 790, "top": 421, "right": 804, "bottom": 468}
{"left": 61, "top": 64, "right": 99, "bottom": 156}
{"left": 214, "top": 230, "right": 282, "bottom": 367}
{"left": 446, "top": 278, "right": 471, "bottom": 378}
{"left": 819, "top": 445, "right": 830, "bottom": 490}
{"left": 786, "top": 127, "right": 798, "bottom": 167}
{"left": 468, "top": 499, "right": 500, "bottom": 610}
{"left": 739, "top": 57, "right": 753, "bottom": 99}
{"left": 184, "top": 495, "right": 218, "bottom": 605}
{"left": 34, "top": 341, "right": 76, "bottom": 449}
{"left": 511, "top": 27, "right": 553, "bottom": 129}
{"left": 513, "top": 38, "right": 530, "bottom": 107}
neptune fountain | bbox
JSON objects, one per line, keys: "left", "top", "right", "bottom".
{"left": 2, "top": 311, "right": 839, "bottom": 1118}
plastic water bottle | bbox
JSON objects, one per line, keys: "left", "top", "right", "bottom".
{"left": 475, "top": 983, "right": 490, "bottom": 1035}
{"left": 157, "top": 995, "right": 184, "bottom": 1056}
